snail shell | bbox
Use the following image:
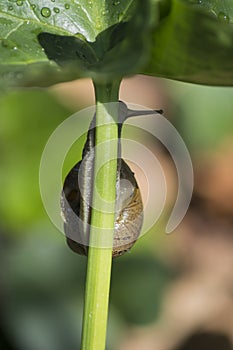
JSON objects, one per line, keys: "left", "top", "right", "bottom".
{"left": 61, "top": 158, "right": 143, "bottom": 258}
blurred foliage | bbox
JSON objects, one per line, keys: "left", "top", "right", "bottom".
{"left": 1, "top": 228, "right": 86, "bottom": 350}
{"left": 0, "top": 90, "right": 70, "bottom": 231}
{"left": 167, "top": 81, "right": 233, "bottom": 151}
{"left": 111, "top": 255, "right": 175, "bottom": 324}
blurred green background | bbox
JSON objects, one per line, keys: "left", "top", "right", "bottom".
{"left": 0, "top": 77, "right": 233, "bottom": 350}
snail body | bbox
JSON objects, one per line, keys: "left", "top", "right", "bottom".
{"left": 61, "top": 102, "right": 162, "bottom": 258}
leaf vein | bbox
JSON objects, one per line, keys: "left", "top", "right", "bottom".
{"left": 5, "top": 21, "right": 24, "bottom": 39}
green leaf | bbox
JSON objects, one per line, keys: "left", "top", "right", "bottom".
{"left": 144, "top": 0, "right": 233, "bottom": 85}
{"left": 188, "top": 0, "right": 233, "bottom": 22}
{"left": 0, "top": 0, "right": 152, "bottom": 88}
{"left": 1, "top": 0, "right": 232, "bottom": 87}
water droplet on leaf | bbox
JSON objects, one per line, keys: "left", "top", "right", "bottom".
{"left": 218, "top": 12, "right": 230, "bottom": 23}
{"left": 41, "top": 7, "right": 51, "bottom": 18}
{"left": 53, "top": 7, "right": 60, "bottom": 13}
{"left": 189, "top": 0, "right": 202, "bottom": 3}
{"left": 16, "top": 0, "right": 23, "bottom": 5}
{"left": 101, "top": 9, "right": 109, "bottom": 15}
{"left": 96, "top": 23, "right": 101, "bottom": 30}
{"left": 1, "top": 39, "right": 17, "bottom": 50}
{"left": 31, "top": 4, "right": 36, "bottom": 10}
{"left": 113, "top": 1, "right": 120, "bottom": 5}
{"left": 65, "top": 3, "right": 70, "bottom": 9}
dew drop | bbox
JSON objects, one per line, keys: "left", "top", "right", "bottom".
{"left": 95, "top": 23, "right": 101, "bottom": 30}
{"left": 8, "top": 5, "right": 13, "bottom": 10}
{"left": 95, "top": 17, "right": 102, "bottom": 30}
{"left": 190, "top": 0, "right": 202, "bottom": 3}
{"left": 87, "top": 1, "right": 92, "bottom": 8}
{"left": 41, "top": 7, "right": 51, "bottom": 18}
{"left": 16, "top": 0, "right": 23, "bottom": 6}
{"left": 101, "top": 9, "right": 109, "bottom": 15}
{"left": 65, "top": 3, "right": 70, "bottom": 9}
{"left": 1, "top": 39, "right": 17, "bottom": 50}
{"left": 218, "top": 11, "right": 230, "bottom": 23}
{"left": 31, "top": 4, "right": 36, "bottom": 10}
{"left": 53, "top": 7, "right": 60, "bottom": 13}
{"left": 113, "top": 1, "right": 120, "bottom": 5}
{"left": 51, "top": 0, "right": 55, "bottom": 2}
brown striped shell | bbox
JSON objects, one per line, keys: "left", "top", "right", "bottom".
{"left": 61, "top": 158, "right": 143, "bottom": 258}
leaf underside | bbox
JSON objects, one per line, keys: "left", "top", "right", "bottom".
{"left": 0, "top": 0, "right": 233, "bottom": 88}
{"left": 0, "top": 0, "right": 151, "bottom": 88}
{"left": 144, "top": 0, "right": 233, "bottom": 86}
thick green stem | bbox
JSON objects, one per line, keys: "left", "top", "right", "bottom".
{"left": 81, "top": 80, "right": 121, "bottom": 350}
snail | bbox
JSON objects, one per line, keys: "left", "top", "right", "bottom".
{"left": 61, "top": 101, "right": 163, "bottom": 258}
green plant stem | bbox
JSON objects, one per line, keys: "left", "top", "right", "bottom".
{"left": 81, "top": 80, "right": 121, "bottom": 350}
